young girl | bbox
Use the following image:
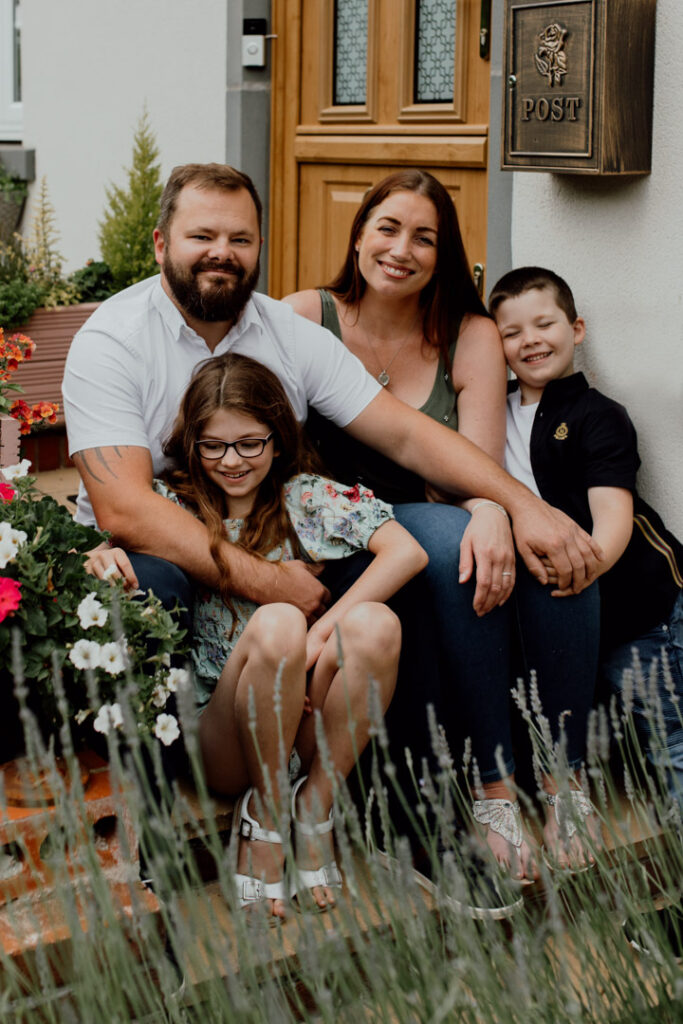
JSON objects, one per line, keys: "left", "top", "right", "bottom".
{"left": 89, "top": 353, "right": 427, "bottom": 920}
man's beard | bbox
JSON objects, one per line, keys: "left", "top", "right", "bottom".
{"left": 163, "top": 251, "right": 260, "bottom": 324}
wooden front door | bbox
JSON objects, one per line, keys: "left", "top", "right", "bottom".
{"left": 269, "top": 0, "right": 491, "bottom": 298}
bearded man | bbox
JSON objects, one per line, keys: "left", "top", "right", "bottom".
{"left": 63, "top": 163, "right": 600, "bottom": 619}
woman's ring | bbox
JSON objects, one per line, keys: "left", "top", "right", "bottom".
{"left": 502, "top": 571, "right": 513, "bottom": 577}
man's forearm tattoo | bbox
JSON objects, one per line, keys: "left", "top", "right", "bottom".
{"left": 73, "top": 446, "right": 131, "bottom": 484}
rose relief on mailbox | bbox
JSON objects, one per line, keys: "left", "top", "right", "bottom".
{"left": 502, "top": 0, "right": 656, "bottom": 176}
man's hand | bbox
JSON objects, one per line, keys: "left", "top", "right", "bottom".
{"left": 266, "top": 560, "right": 330, "bottom": 624}
{"left": 512, "top": 501, "right": 603, "bottom": 593}
{"left": 458, "top": 505, "right": 516, "bottom": 616}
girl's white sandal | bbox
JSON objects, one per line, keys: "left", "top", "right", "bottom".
{"left": 232, "top": 787, "right": 288, "bottom": 919}
{"left": 290, "top": 776, "right": 343, "bottom": 911}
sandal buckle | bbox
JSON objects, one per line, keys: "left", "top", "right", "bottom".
{"left": 241, "top": 878, "right": 265, "bottom": 902}
{"left": 240, "top": 819, "right": 253, "bottom": 841}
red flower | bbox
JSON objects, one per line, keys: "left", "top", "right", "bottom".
{"left": 0, "top": 578, "right": 22, "bottom": 623}
{"left": 0, "top": 482, "right": 16, "bottom": 502}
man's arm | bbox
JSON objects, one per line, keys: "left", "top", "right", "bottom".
{"left": 344, "top": 389, "right": 604, "bottom": 592}
{"left": 72, "top": 445, "right": 329, "bottom": 618}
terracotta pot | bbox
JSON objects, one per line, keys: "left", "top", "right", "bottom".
{"left": 0, "top": 414, "right": 20, "bottom": 468}
{"left": 11, "top": 303, "right": 100, "bottom": 420}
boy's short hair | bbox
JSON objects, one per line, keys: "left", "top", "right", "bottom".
{"left": 488, "top": 266, "right": 578, "bottom": 323}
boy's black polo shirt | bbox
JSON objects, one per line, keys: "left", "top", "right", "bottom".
{"left": 509, "top": 372, "right": 683, "bottom": 649}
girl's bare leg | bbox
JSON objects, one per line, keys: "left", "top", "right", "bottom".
{"left": 199, "top": 603, "right": 307, "bottom": 918}
{"left": 294, "top": 602, "right": 400, "bottom": 907}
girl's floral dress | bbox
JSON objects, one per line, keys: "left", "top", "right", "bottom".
{"left": 154, "top": 473, "right": 393, "bottom": 712}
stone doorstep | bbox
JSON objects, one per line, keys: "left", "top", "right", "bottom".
{"left": 0, "top": 750, "right": 137, "bottom": 912}
{"left": 0, "top": 878, "right": 160, "bottom": 961}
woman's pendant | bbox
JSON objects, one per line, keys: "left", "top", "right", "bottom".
{"left": 378, "top": 370, "right": 390, "bottom": 387}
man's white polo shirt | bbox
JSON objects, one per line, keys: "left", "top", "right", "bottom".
{"left": 63, "top": 276, "right": 380, "bottom": 526}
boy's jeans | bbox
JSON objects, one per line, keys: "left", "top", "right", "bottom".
{"left": 602, "top": 589, "right": 683, "bottom": 818}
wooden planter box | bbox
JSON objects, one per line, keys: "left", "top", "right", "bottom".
{"left": 11, "top": 303, "right": 99, "bottom": 424}
{"left": 0, "top": 414, "right": 21, "bottom": 469}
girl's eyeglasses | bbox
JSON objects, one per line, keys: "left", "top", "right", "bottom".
{"left": 195, "top": 434, "right": 274, "bottom": 460}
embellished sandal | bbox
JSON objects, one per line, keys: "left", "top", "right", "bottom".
{"left": 472, "top": 798, "right": 536, "bottom": 883}
{"left": 541, "top": 787, "right": 599, "bottom": 874}
{"left": 290, "top": 776, "right": 343, "bottom": 912}
{"left": 232, "top": 787, "right": 287, "bottom": 922}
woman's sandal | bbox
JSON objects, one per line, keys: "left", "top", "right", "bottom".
{"left": 232, "top": 787, "right": 287, "bottom": 923}
{"left": 290, "top": 776, "right": 343, "bottom": 912}
{"left": 472, "top": 797, "right": 536, "bottom": 883}
{"left": 541, "top": 788, "right": 599, "bottom": 874}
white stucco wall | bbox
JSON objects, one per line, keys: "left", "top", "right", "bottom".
{"left": 509, "top": 0, "right": 683, "bottom": 537}
{"left": 19, "top": 0, "right": 229, "bottom": 271}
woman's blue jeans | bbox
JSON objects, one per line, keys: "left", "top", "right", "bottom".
{"left": 392, "top": 503, "right": 600, "bottom": 782}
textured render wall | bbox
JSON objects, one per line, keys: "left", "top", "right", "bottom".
{"left": 19, "top": 0, "right": 228, "bottom": 270}
{"left": 509, "top": 0, "right": 683, "bottom": 536}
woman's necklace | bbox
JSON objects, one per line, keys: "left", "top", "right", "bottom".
{"left": 359, "top": 313, "right": 421, "bottom": 388}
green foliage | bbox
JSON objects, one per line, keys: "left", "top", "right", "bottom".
{"left": 0, "top": 163, "right": 28, "bottom": 205}
{"left": 69, "top": 258, "right": 115, "bottom": 302}
{"left": 0, "top": 471, "right": 188, "bottom": 743}
{"left": 25, "top": 177, "right": 80, "bottom": 308}
{"left": 0, "top": 178, "right": 81, "bottom": 326}
{"left": 98, "top": 110, "right": 163, "bottom": 290}
{"left": 0, "top": 277, "right": 43, "bottom": 329}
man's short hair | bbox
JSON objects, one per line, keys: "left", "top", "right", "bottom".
{"left": 157, "top": 163, "right": 263, "bottom": 236}
{"left": 488, "top": 266, "right": 578, "bottom": 323}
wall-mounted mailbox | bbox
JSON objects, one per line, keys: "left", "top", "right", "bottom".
{"left": 502, "top": 0, "right": 656, "bottom": 174}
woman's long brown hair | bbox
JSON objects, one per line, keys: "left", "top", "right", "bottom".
{"left": 326, "top": 169, "right": 490, "bottom": 363}
{"left": 163, "top": 353, "right": 319, "bottom": 607}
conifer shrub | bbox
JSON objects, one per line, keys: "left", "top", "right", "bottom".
{"left": 98, "top": 110, "right": 163, "bottom": 291}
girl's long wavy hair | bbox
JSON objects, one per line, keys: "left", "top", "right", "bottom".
{"left": 326, "top": 169, "right": 490, "bottom": 363}
{"left": 163, "top": 353, "right": 319, "bottom": 607}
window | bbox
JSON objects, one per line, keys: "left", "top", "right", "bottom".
{"left": 0, "top": 0, "right": 22, "bottom": 141}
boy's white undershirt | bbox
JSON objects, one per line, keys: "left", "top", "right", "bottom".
{"left": 504, "top": 389, "right": 541, "bottom": 498}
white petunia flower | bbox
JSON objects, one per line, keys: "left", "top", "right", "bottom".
{"left": 2, "top": 459, "right": 31, "bottom": 481}
{"left": 151, "top": 683, "right": 169, "bottom": 708}
{"left": 93, "top": 703, "right": 124, "bottom": 735}
{"left": 77, "top": 592, "right": 109, "bottom": 629}
{"left": 99, "top": 641, "right": 126, "bottom": 675}
{"left": 0, "top": 537, "right": 15, "bottom": 569}
{"left": 0, "top": 524, "right": 27, "bottom": 569}
{"left": 165, "top": 667, "right": 189, "bottom": 693}
{"left": 154, "top": 713, "right": 180, "bottom": 746}
{"left": 69, "top": 639, "right": 102, "bottom": 670}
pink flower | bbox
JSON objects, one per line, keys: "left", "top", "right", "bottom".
{"left": 0, "top": 482, "right": 16, "bottom": 502}
{"left": 0, "top": 577, "right": 22, "bottom": 622}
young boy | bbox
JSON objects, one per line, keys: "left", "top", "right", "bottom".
{"left": 489, "top": 266, "right": 683, "bottom": 820}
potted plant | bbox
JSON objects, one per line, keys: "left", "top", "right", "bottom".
{"left": 0, "top": 328, "right": 59, "bottom": 468}
{"left": 0, "top": 463, "right": 188, "bottom": 759}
